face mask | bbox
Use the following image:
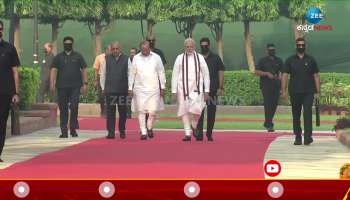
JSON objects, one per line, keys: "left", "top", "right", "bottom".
{"left": 268, "top": 49, "right": 275, "bottom": 56}
{"left": 200, "top": 46, "right": 209, "bottom": 54}
{"left": 296, "top": 47, "right": 305, "bottom": 54}
{"left": 149, "top": 42, "right": 155, "bottom": 49}
{"left": 64, "top": 43, "right": 73, "bottom": 52}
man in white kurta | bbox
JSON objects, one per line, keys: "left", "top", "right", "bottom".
{"left": 172, "top": 38, "right": 210, "bottom": 141}
{"left": 128, "top": 41, "right": 166, "bottom": 140}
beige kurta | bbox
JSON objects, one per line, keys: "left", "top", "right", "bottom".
{"left": 171, "top": 52, "right": 210, "bottom": 116}
{"left": 129, "top": 52, "right": 166, "bottom": 113}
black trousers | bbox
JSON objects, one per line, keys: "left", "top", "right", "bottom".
{"left": 261, "top": 85, "right": 280, "bottom": 128}
{"left": 290, "top": 93, "right": 314, "bottom": 138}
{"left": 97, "top": 85, "right": 106, "bottom": 116}
{"left": 57, "top": 87, "right": 80, "bottom": 134}
{"left": 106, "top": 93, "right": 128, "bottom": 135}
{"left": 197, "top": 92, "right": 217, "bottom": 136}
{"left": 0, "top": 95, "right": 11, "bottom": 156}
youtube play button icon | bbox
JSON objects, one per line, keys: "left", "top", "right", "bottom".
{"left": 264, "top": 160, "right": 282, "bottom": 177}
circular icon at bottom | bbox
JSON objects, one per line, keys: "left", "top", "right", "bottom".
{"left": 13, "top": 181, "right": 30, "bottom": 198}
{"left": 267, "top": 182, "right": 284, "bottom": 198}
{"left": 184, "top": 181, "right": 200, "bottom": 198}
{"left": 99, "top": 181, "right": 115, "bottom": 198}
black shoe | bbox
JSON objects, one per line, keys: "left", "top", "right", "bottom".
{"left": 267, "top": 127, "right": 275, "bottom": 132}
{"left": 147, "top": 129, "right": 154, "bottom": 139}
{"left": 304, "top": 137, "right": 314, "bottom": 145}
{"left": 195, "top": 129, "right": 203, "bottom": 141}
{"left": 141, "top": 135, "right": 147, "bottom": 140}
{"left": 264, "top": 123, "right": 275, "bottom": 132}
{"left": 59, "top": 134, "right": 68, "bottom": 138}
{"left": 182, "top": 136, "right": 191, "bottom": 141}
{"left": 191, "top": 127, "right": 198, "bottom": 138}
{"left": 206, "top": 133, "right": 213, "bottom": 141}
{"left": 120, "top": 132, "right": 126, "bottom": 139}
{"left": 294, "top": 135, "right": 302, "bottom": 145}
{"left": 0, "top": 158, "right": 3, "bottom": 162}
{"left": 196, "top": 136, "right": 203, "bottom": 141}
{"left": 106, "top": 134, "right": 115, "bottom": 139}
{"left": 70, "top": 129, "right": 78, "bottom": 137}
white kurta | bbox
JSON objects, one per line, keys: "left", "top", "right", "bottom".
{"left": 129, "top": 52, "right": 166, "bottom": 113}
{"left": 172, "top": 52, "right": 210, "bottom": 116}
{"left": 99, "top": 56, "right": 107, "bottom": 90}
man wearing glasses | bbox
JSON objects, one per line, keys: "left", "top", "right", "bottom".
{"left": 281, "top": 38, "right": 321, "bottom": 145}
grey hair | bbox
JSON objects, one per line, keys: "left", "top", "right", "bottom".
{"left": 110, "top": 41, "right": 121, "bottom": 49}
{"left": 184, "top": 38, "right": 195, "bottom": 46}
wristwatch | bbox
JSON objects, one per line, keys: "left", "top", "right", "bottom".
{"left": 83, "top": 82, "right": 88, "bottom": 85}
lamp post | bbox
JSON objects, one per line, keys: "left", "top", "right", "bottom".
{"left": 33, "top": 0, "right": 39, "bottom": 65}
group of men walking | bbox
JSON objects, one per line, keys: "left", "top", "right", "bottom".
{"left": 0, "top": 17, "right": 321, "bottom": 162}
{"left": 256, "top": 38, "right": 320, "bottom": 145}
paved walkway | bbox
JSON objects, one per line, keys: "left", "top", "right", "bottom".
{"left": 264, "top": 135, "right": 349, "bottom": 179}
{"left": 0, "top": 128, "right": 105, "bottom": 169}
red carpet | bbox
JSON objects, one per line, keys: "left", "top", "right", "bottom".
{"left": 78, "top": 117, "right": 140, "bottom": 131}
{"left": 0, "top": 131, "right": 279, "bottom": 179}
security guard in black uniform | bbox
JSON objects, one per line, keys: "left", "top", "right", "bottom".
{"left": 0, "top": 20, "right": 20, "bottom": 162}
{"left": 50, "top": 36, "right": 88, "bottom": 138}
{"left": 255, "top": 43, "right": 283, "bottom": 132}
{"left": 281, "top": 38, "right": 320, "bottom": 145}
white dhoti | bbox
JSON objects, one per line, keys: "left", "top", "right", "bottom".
{"left": 172, "top": 52, "right": 210, "bottom": 136}
{"left": 132, "top": 89, "right": 164, "bottom": 113}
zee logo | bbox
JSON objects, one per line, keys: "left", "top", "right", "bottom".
{"left": 306, "top": 7, "right": 323, "bottom": 24}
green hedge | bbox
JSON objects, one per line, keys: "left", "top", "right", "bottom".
{"left": 80, "top": 68, "right": 98, "bottom": 103}
{"left": 60, "top": 69, "right": 350, "bottom": 107}
{"left": 320, "top": 73, "right": 350, "bottom": 108}
{"left": 19, "top": 67, "right": 40, "bottom": 110}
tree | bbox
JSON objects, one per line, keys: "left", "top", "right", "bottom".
{"left": 138, "top": 0, "right": 170, "bottom": 39}
{"left": 233, "top": 0, "right": 279, "bottom": 72}
{"left": 169, "top": 0, "right": 204, "bottom": 38}
{"left": 202, "top": 0, "right": 235, "bottom": 61}
{"left": 279, "top": 0, "right": 325, "bottom": 40}
{"left": 38, "top": 0, "right": 72, "bottom": 54}
{"left": 69, "top": 0, "right": 110, "bottom": 56}
{"left": 4, "top": 0, "right": 33, "bottom": 57}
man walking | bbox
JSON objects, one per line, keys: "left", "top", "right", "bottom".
{"left": 126, "top": 47, "right": 138, "bottom": 119}
{"left": 38, "top": 42, "right": 55, "bottom": 102}
{"left": 281, "top": 38, "right": 320, "bottom": 145}
{"left": 172, "top": 38, "right": 210, "bottom": 141}
{"left": 146, "top": 35, "right": 167, "bottom": 65}
{"left": 255, "top": 43, "right": 283, "bottom": 132}
{"left": 196, "top": 37, "right": 225, "bottom": 141}
{"left": 93, "top": 46, "right": 111, "bottom": 117}
{"left": 129, "top": 41, "right": 166, "bottom": 140}
{"left": 50, "top": 36, "right": 88, "bottom": 138}
{"left": 100, "top": 42, "right": 129, "bottom": 139}
{"left": 0, "top": 20, "right": 20, "bottom": 162}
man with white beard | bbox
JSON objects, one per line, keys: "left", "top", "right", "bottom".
{"left": 128, "top": 41, "right": 166, "bottom": 140}
{"left": 172, "top": 38, "right": 210, "bottom": 141}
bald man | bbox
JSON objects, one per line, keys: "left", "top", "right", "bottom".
{"left": 38, "top": 42, "right": 55, "bottom": 102}
{"left": 100, "top": 42, "right": 129, "bottom": 139}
